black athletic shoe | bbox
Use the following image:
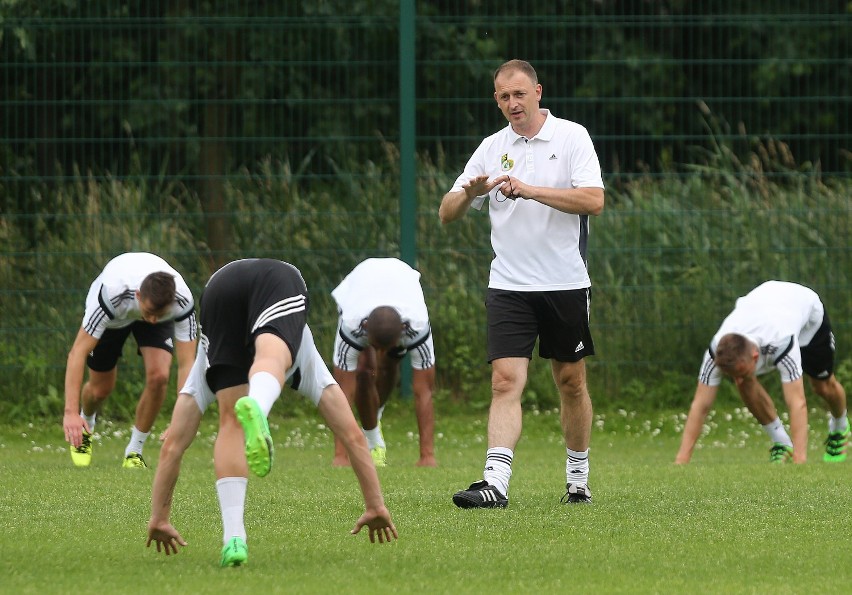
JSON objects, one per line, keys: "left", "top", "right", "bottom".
{"left": 452, "top": 480, "right": 508, "bottom": 509}
{"left": 560, "top": 483, "right": 592, "bottom": 504}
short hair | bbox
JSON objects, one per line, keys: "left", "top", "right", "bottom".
{"left": 714, "top": 333, "right": 751, "bottom": 372}
{"left": 139, "top": 272, "right": 176, "bottom": 312}
{"left": 366, "top": 306, "right": 403, "bottom": 350}
{"left": 494, "top": 59, "right": 538, "bottom": 85}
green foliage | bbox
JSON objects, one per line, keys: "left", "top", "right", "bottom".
{"left": 1, "top": 134, "right": 850, "bottom": 422}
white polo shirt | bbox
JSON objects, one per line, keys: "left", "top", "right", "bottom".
{"left": 698, "top": 281, "right": 825, "bottom": 386}
{"left": 81, "top": 252, "right": 197, "bottom": 341}
{"left": 450, "top": 109, "right": 604, "bottom": 291}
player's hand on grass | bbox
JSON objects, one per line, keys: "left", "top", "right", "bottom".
{"left": 350, "top": 506, "right": 398, "bottom": 544}
{"left": 147, "top": 520, "right": 188, "bottom": 555}
{"left": 63, "top": 413, "right": 90, "bottom": 447}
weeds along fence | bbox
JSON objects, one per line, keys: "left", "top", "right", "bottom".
{"left": 2, "top": 148, "right": 850, "bottom": 420}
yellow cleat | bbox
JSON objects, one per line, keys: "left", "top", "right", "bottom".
{"left": 122, "top": 453, "right": 148, "bottom": 469}
{"left": 371, "top": 446, "right": 387, "bottom": 467}
{"left": 70, "top": 432, "right": 93, "bottom": 467}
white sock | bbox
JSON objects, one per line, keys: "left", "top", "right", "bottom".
{"left": 566, "top": 447, "right": 590, "bottom": 485}
{"left": 762, "top": 417, "right": 792, "bottom": 446}
{"left": 829, "top": 410, "right": 849, "bottom": 433}
{"left": 217, "top": 477, "right": 248, "bottom": 544}
{"left": 483, "top": 447, "right": 513, "bottom": 497}
{"left": 377, "top": 405, "right": 385, "bottom": 422}
{"left": 248, "top": 371, "right": 282, "bottom": 417}
{"left": 81, "top": 410, "right": 97, "bottom": 433}
{"left": 124, "top": 426, "right": 150, "bottom": 457}
{"left": 363, "top": 425, "right": 385, "bottom": 449}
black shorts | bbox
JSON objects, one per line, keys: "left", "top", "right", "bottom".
{"left": 485, "top": 288, "right": 595, "bottom": 363}
{"left": 87, "top": 321, "right": 175, "bottom": 372}
{"left": 801, "top": 312, "right": 837, "bottom": 379}
{"left": 200, "top": 259, "right": 309, "bottom": 392}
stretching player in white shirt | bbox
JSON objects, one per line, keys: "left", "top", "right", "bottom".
{"left": 440, "top": 59, "right": 605, "bottom": 507}
{"left": 675, "top": 281, "right": 849, "bottom": 464}
{"left": 330, "top": 258, "right": 436, "bottom": 468}
{"left": 62, "top": 252, "right": 198, "bottom": 468}
{"left": 145, "top": 258, "right": 396, "bottom": 567}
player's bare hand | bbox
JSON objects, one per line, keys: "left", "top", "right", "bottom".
{"left": 462, "top": 174, "right": 505, "bottom": 200}
{"left": 146, "top": 520, "right": 188, "bottom": 555}
{"left": 497, "top": 176, "right": 526, "bottom": 200}
{"left": 63, "top": 413, "right": 90, "bottom": 447}
{"left": 350, "top": 506, "right": 398, "bottom": 544}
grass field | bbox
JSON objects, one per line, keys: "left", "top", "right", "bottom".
{"left": 1, "top": 403, "right": 850, "bottom": 594}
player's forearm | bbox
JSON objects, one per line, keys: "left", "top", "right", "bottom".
{"left": 438, "top": 190, "right": 474, "bottom": 224}
{"left": 63, "top": 359, "right": 85, "bottom": 414}
{"left": 150, "top": 449, "right": 182, "bottom": 523}
{"left": 529, "top": 186, "right": 604, "bottom": 216}
{"left": 783, "top": 382, "right": 809, "bottom": 463}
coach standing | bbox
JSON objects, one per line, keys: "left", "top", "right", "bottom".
{"left": 439, "top": 59, "right": 605, "bottom": 507}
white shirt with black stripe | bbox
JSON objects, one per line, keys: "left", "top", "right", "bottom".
{"left": 699, "top": 281, "right": 824, "bottom": 386}
{"left": 81, "top": 252, "right": 197, "bottom": 341}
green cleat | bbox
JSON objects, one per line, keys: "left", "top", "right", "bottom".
{"left": 370, "top": 446, "right": 387, "bottom": 468}
{"left": 220, "top": 536, "right": 248, "bottom": 568}
{"left": 235, "top": 397, "right": 273, "bottom": 477}
{"left": 122, "top": 453, "right": 148, "bottom": 469}
{"left": 823, "top": 422, "right": 850, "bottom": 462}
{"left": 769, "top": 443, "right": 793, "bottom": 463}
{"left": 70, "top": 431, "right": 93, "bottom": 467}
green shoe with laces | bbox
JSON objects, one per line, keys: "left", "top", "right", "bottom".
{"left": 769, "top": 443, "right": 793, "bottom": 463}
{"left": 823, "top": 421, "right": 850, "bottom": 462}
{"left": 220, "top": 536, "right": 248, "bottom": 567}
{"left": 235, "top": 397, "right": 273, "bottom": 477}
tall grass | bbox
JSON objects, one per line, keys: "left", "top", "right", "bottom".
{"left": 1, "top": 139, "right": 850, "bottom": 422}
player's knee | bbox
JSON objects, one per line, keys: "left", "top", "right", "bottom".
{"left": 145, "top": 368, "right": 170, "bottom": 393}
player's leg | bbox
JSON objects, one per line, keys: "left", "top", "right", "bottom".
{"left": 553, "top": 358, "right": 593, "bottom": 503}
{"left": 411, "top": 366, "right": 437, "bottom": 467}
{"left": 121, "top": 346, "right": 171, "bottom": 468}
{"left": 355, "top": 347, "right": 389, "bottom": 466}
{"left": 214, "top": 382, "right": 250, "bottom": 567}
{"left": 811, "top": 375, "right": 849, "bottom": 462}
{"left": 453, "top": 289, "right": 534, "bottom": 509}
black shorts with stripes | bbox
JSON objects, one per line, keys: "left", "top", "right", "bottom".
{"left": 200, "top": 259, "right": 308, "bottom": 392}
{"left": 486, "top": 287, "right": 595, "bottom": 363}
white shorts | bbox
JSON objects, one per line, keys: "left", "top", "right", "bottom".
{"left": 182, "top": 324, "right": 335, "bottom": 413}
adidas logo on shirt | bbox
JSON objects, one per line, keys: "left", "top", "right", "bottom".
{"left": 549, "top": 154, "right": 557, "bottom": 160}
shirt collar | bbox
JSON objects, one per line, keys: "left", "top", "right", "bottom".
{"left": 506, "top": 109, "right": 554, "bottom": 143}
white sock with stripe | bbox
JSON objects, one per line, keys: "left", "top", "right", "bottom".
{"left": 566, "top": 447, "right": 590, "bottom": 485}
{"left": 483, "top": 447, "right": 513, "bottom": 497}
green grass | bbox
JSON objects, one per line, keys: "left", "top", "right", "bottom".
{"left": 1, "top": 404, "right": 850, "bottom": 594}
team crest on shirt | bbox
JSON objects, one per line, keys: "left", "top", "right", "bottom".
{"left": 500, "top": 153, "right": 514, "bottom": 171}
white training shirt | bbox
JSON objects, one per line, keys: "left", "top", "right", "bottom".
{"left": 81, "top": 252, "right": 197, "bottom": 342}
{"left": 449, "top": 109, "right": 605, "bottom": 291}
{"left": 698, "top": 281, "right": 825, "bottom": 386}
{"left": 331, "top": 258, "right": 434, "bottom": 370}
